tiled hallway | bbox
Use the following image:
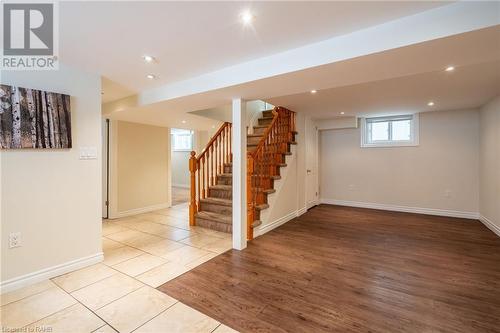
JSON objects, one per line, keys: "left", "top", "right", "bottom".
{"left": 1, "top": 204, "right": 236, "bottom": 333}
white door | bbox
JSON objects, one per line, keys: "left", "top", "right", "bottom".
{"left": 305, "top": 118, "right": 319, "bottom": 208}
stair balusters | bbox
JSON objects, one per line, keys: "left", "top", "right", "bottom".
{"left": 247, "top": 107, "right": 296, "bottom": 239}
{"left": 190, "top": 122, "right": 232, "bottom": 225}
{"left": 189, "top": 107, "right": 296, "bottom": 241}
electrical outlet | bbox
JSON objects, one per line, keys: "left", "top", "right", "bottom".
{"left": 445, "top": 189, "right": 452, "bottom": 198}
{"left": 348, "top": 184, "right": 356, "bottom": 191}
{"left": 9, "top": 232, "right": 21, "bottom": 248}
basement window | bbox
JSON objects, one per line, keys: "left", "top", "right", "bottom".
{"left": 171, "top": 128, "right": 194, "bottom": 151}
{"left": 361, "top": 114, "right": 419, "bottom": 147}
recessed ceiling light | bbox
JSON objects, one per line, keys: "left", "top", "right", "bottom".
{"left": 146, "top": 74, "right": 156, "bottom": 79}
{"left": 240, "top": 11, "right": 254, "bottom": 25}
{"left": 428, "top": 101, "right": 435, "bottom": 106}
{"left": 445, "top": 66, "right": 455, "bottom": 72}
{"left": 310, "top": 90, "right": 317, "bottom": 94}
{"left": 143, "top": 55, "right": 156, "bottom": 63}
{"left": 340, "top": 112, "right": 345, "bottom": 115}
{"left": 181, "top": 120, "right": 187, "bottom": 124}
{"left": 211, "top": 125, "right": 216, "bottom": 129}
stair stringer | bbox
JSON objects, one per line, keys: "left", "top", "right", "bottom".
{"left": 254, "top": 144, "right": 299, "bottom": 237}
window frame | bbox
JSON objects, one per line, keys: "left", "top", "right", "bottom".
{"left": 171, "top": 129, "right": 194, "bottom": 152}
{"left": 360, "top": 114, "right": 419, "bottom": 148}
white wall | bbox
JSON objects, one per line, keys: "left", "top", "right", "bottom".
{"left": 171, "top": 150, "right": 191, "bottom": 188}
{"left": 479, "top": 96, "right": 500, "bottom": 235}
{"left": 319, "top": 109, "right": 480, "bottom": 217}
{"left": 1, "top": 65, "right": 102, "bottom": 291}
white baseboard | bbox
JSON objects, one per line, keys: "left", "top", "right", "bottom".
{"left": 480, "top": 215, "right": 500, "bottom": 237}
{"left": 297, "top": 206, "right": 307, "bottom": 216}
{"left": 306, "top": 200, "right": 319, "bottom": 210}
{"left": 255, "top": 210, "right": 298, "bottom": 237}
{"left": 320, "top": 198, "right": 480, "bottom": 220}
{"left": 1, "top": 252, "right": 103, "bottom": 294}
{"left": 172, "top": 184, "right": 189, "bottom": 189}
{"left": 112, "top": 202, "right": 170, "bottom": 219}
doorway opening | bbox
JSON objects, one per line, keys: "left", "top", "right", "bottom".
{"left": 171, "top": 128, "right": 194, "bottom": 206}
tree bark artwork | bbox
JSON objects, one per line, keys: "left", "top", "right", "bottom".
{"left": 0, "top": 84, "right": 72, "bottom": 149}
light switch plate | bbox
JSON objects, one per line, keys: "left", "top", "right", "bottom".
{"left": 79, "top": 147, "right": 98, "bottom": 160}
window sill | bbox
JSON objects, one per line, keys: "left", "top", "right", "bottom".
{"left": 361, "top": 142, "right": 419, "bottom": 148}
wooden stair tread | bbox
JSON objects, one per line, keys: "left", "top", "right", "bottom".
{"left": 200, "top": 197, "right": 232, "bottom": 206}
{"left": 251, "top": 220, "right": 262, "bottom": 228}
{"left": 192, "top": 108, "right": 297, "bottom": 237}
{"left": 252, "top": 175, "right": 281, "bottom": 180}
{"left": 210, "top": 184, "right": 232, "bottom": 191}
{"left": 255, "top": 203, "right": 269, "bottom": 211}
{"left": 195, "top": 211, "right": 232, "bottom": 225}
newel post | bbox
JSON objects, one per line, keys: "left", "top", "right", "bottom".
{"left": 189, "top": 151, "right": 197, "bottom": 226}
{"left": 247, "top": 153, "right": 254, "bottom": 240}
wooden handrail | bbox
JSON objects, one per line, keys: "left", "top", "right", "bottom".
{"left": 249, "top": 109, "right": 279, "bottom": 158}
{"left": 196, "top": 122, "right": 230, "bottom": 161}
{"left": 247, "top": 106, "right": 296, "bottom": 239}
{"left": 189, "top": 122, "right": 232, "bottom": 225}
{"left": 188, "top": 107, "right": 295, "bottom": 241}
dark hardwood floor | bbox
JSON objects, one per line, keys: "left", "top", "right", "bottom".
{"left": 158, "top": 205, "right": 500, "bottom": 333}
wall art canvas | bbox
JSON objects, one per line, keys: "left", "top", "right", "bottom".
{"left": 0, "top": 84, "right": 71, "bottom": 149}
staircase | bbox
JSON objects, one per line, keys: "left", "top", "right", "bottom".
{"left": 189, "top": 107, "right": 297, "bottom": 239}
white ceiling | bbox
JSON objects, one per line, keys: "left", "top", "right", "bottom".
{"left": 268, "top": 60, "right": 500, "bottom": 119}
{"left": 103, "top": 25, "right": 500, "bottom": 128}
{"left": 101, "top": 78, "right": 135, "bottom": 103}
{"left": 60, "top": 1, "right": 447, "bottom": 97}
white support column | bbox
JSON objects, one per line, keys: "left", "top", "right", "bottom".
{"left": 232, "top": 98, "right": 247, "bottom": 250}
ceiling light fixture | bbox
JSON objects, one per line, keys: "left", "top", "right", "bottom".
{"left": 445, "top": 66, "right": 455, "bottom": 72}
{"left": 310, "top": 90, "right": 317, "bottom": 94}
{"left": 240, "top": 11, "right": 254, "bottom": 25}
{"left": 146, "top": 74, "right": 156, "bottom": 79}
{"left": 427, "top": 101, "right": 435, "bottom": 106}
{"left": 340, "top": 112, "right": 345, "bottom": 115}
{"left": 181, "top": 120, "right": 187, "bottom": 124}
{"left": 143, "top": 55, "right": 155, "bottom": 63}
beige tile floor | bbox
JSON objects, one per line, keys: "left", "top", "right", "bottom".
{"left": 0, "top": 204, "right": 237, "bottom": 333}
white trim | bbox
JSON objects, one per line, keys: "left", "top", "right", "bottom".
{"left": 297, "top": 206, "right": 307, "bottom": 216}
{"left": 361, "top": 113, "right": 419, "bottom": 148}
{"left": 306, "top": 200, "right": 319, "bottom": 210}
{"left": 172, "top": 184, "right": 189, "bottom": 189}
{"left": 480, "top": 215, "right": 500, "bottom": 237}
{"left": 255, "top": 210, "right": 298, "bottom": 237}
{"left": 320, "top": 199, "right": 480, "bottom": 220}
{"left": 0, "top": 253, "right": 103, "bottom": 294}
{"left": 112, "top": 202, "right": 170, "bottom": 219}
